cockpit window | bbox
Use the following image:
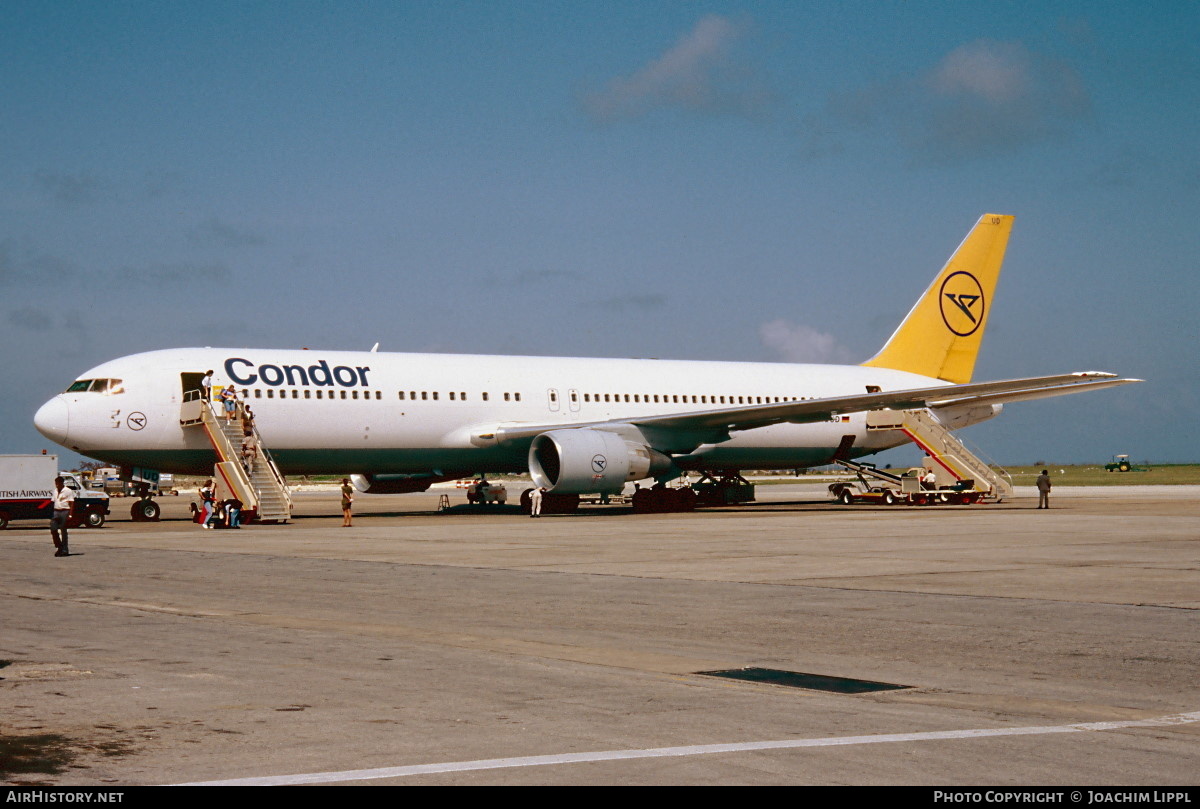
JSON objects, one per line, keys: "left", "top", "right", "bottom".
{"left": 65, "top": 378, "right": 124, "bottom": 394}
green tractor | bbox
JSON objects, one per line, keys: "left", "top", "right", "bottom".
{"left": 1104, "top": 454, "right": 1148, "bottom": 472}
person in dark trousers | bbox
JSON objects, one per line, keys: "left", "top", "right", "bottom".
{"left": 50, "top": 475, "right": 76, "bottom": 557}
{"left": 1036, "top": 469, "right": 1052, "bottom": 509}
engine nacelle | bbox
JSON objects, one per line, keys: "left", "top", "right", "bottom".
{"left": 529, "top": 429, "right": 672, "bottom": 494}
{"left": 351, "top": 473, "right": 442, "bottom": 494}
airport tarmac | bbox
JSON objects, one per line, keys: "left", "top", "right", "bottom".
{"left": 2, "top": 484, "right": 1197, "bottom": 785}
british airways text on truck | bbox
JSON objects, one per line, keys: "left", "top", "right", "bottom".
{"left": 0, "top": 454, "right": 111, "bottom": 530}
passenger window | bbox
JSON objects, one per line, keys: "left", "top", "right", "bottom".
{"left": 267, "top": 390, "right": 274, "bottom": 399}
{"left": 482, "top": 392, "right": 489, "bottom": 401}
{"left": 398, "top": 391, "right": 405, "bottom": 400}
{"left": 422, "top": 392, "right": 428, "bottom": 400}
{"left": 304, "top": 390, "right": 311, "bottom": 399}
{"left": 376, "top": 391, "right": 381, "bottom": 400}
{"left": 432, "top": 392, "right": 439, "bottom": 400}
{"left": 514, "top": 393, "right": 521, "bottom": 402}
{"left": 316, "top": 390, "right": 322, "bottom": 399}
{"left": 352, "top": 391, "right": 359, "bottom": 400}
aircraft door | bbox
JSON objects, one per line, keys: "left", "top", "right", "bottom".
{"left": 181, "top": 373, "right": 205, "bottom": 403}
{"left": 568, "top": 388, "right": 581, "bottom": 412}
{"left": 547, "top": 388, "right": 561, "bottom": 412}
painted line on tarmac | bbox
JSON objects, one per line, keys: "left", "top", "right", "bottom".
{"left": 180, "top": 709, "right": 1200, "bottom": 785}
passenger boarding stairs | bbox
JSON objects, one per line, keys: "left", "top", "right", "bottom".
{"left": 180, "top": 391, "right": 292, "bottom": 522}
{"left": 866, "top": 408, "right": 1014, "bottom": 501}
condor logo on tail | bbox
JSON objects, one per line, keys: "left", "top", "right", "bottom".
{"left": 939, "top": 271, "right": 985, "bottom": 336}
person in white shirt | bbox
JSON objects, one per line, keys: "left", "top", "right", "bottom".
{"left": 50, "top": 476, "right": 76, "bottom": 557}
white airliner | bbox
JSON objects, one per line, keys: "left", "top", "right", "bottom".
{"left": 34, "top": 214, "right": 1137, "bottom": 506}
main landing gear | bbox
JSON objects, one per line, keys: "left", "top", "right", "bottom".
{"left": 631, "top": 484, "right": 697, "bottom": 514}
{"left": 520, "top": 489, "right": 580, "bottom": 515}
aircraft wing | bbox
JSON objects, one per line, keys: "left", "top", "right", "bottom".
{"left": 490, "top": 372, "right": 1141, "bottom": 451}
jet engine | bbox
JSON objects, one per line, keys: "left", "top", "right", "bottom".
{"left": 528, "top": 429, "right": 673, "bottom": 494}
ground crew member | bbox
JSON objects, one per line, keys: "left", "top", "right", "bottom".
{"left": 50, "top": 476, "right": 75, "bottom": 557}
{"left": 1037, "top": 469, "right": 1052, "bottom": 509}
{"left": 530, "top": 487, "right": 545, "bottom": 518}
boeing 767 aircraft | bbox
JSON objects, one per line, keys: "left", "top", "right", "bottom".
{"left": 34, "top": 214, "right": 1137, "bottom": 512}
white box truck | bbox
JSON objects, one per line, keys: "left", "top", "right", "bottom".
{"left": 0, "top": 455, "right": 111, "bottom": 529}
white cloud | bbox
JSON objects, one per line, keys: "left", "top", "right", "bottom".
{"left": 928, "top": 40, "right": 1033, "bottom": 104}
{"left": 583, "top": 15, "right": 767, "bottom": 122}
{"left": 759, "top": 319, "right": 855, "bottom": 364}
{"left": 813, "top": 39, "right": 1091, "bottom": 161}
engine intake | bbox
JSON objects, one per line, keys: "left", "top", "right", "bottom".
{"left": 529, "top": 429, "right": 672, "bottom": 494}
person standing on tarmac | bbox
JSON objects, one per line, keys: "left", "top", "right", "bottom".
{"left": 529, "top": 486, "right": 545, "bottom": 518}
{"left": 341, "top": 478, "right": 354, "bottom": 527}
{"left": 1036, "top": 469, "right": 1052, "bottom": 509}
{"left": 50, "top": 476, "right": 75, "bottom": 557}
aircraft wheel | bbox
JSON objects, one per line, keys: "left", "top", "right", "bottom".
{"left": 131, "top": 499, "right": 160, "bottom": 522}
{"left": 85, "top": 510, "right": 106, "bottom": 528}
{"left": 676, "top": 488, "right": 698, "bottom": 512}
{"left": 544, "top": 493, "right": 579, "bottom": 514}
{"left": 631, "top": 488, "right": 653, "bottom": 513}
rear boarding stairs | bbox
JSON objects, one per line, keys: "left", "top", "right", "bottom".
{"left": 833, "top": 408, "right": 1014, "bottom": 505}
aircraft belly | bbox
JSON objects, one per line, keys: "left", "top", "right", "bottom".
{"left": 678, "top": 421, "right": 866, "bottom": 469}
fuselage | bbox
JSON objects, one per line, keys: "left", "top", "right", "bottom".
{"left": 34, "top": 347, "right": 988, "bottom": 478}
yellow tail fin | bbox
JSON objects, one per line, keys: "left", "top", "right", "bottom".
{"left": 862, "top": 214, "right": 1014, "bottom": 384}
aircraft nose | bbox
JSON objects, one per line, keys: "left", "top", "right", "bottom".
{"left": 34, "top": 397, "right": 70, "bottom": 446}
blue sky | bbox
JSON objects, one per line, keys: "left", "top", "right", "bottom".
{"left": 3, "top": 1, "right": 1197, "bottom": 467}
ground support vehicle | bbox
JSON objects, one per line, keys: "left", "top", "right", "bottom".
{"left": 465, "top": 479, "right": 508, "bottom": 505}
{"left": 0, "top": 455, "right": 110, "bottom": 529}
{"left": 829, "top": 460, "right": 982, "bottom": 506}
